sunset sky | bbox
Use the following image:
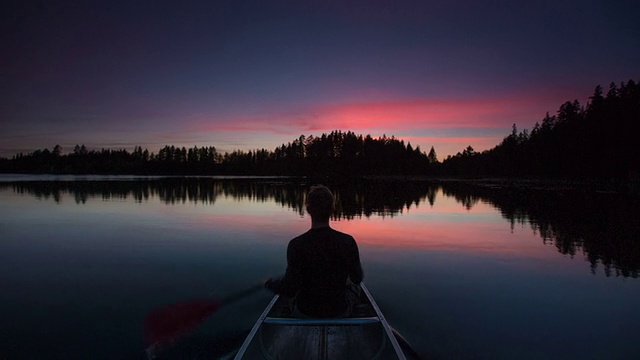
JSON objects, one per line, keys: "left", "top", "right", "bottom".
{"left": 2, "top": 0, "right": 639, "bottom": 159}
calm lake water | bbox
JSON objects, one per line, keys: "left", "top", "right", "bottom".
{"left": 1, "top": 175, "right": 639, "bottom": 359}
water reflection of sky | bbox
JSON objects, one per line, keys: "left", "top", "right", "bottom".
{"left": 1, "top": 180, "right": 639, "bottom": 359}
{"left": 0, "top": 184, "right": 630, "bottom": 279}
{"left": 335, "top": 189, "right": 554, "bottom": 261}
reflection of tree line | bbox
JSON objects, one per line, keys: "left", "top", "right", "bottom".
{"left": 4, "top": 178, "right": 638, "bottom": 277}
{"left": 7, "top": 179, "right": 300, "bottom": 207}
{"left": 442, "top": 181, "right": 640, "bottom": 278}
{"left": 3, "top": 178, "right": 434, "bottom": 219}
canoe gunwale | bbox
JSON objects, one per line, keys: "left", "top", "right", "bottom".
{"left": 233, "top": 294, "right": 280, "bottom": 360}
{"left": 360, "top": 283, "right": 407, "bottom": 360}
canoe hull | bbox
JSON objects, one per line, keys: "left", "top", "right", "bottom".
{"left": 250, "top": 322, "right": 395, "bottom": 359}
{"left": 233, "top": 283, "right": 416, "bottom": 360}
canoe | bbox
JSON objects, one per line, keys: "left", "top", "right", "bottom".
{"left": 232, "top": 282, "right": 420, "bottom": 360}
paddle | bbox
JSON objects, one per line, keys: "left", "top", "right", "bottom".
{"left": 143, "top": 284, "right": 264, "bottom": 358}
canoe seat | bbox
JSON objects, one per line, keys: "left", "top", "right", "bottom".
{"left": 263, "top": 316, "right": 381, "bottom": 325}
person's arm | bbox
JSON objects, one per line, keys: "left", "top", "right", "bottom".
{"left": 265, "top": 240, "right": 302, "bottom": 297}
{"left": 349, "top": 238, "right": 364, "bottom": 284}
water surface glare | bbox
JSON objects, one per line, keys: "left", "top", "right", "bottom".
{"left": 0, "top": 177, "right": 639, "bottom": 359}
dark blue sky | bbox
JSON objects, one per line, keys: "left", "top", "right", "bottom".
{"left": 2, "top": 0, "right": 639, "bottom": 158}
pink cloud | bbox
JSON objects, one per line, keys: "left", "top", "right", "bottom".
{"left": 403, "top": 136, "right": 492, "bottom": 144}
{"left": 306, "top": 98, "right": 514, "bottom": 130}
{"left": 193, "top": 91, "right": 558, "bottom": 133}
{"left": 175, "top": 89, "right": 569, "bottom": 158}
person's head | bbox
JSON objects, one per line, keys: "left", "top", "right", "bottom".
{"left": 306, "top": 185, "right": 334, "bottom": 221}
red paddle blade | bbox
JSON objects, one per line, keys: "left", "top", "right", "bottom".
{"left": 143, "top": 299, "right": 220, "bottom": 348}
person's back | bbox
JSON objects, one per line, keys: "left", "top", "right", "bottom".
{"left": 265, "top": 185, "right": 363, "bottom": 318}
{"left": 287, "top": 226, "right": 362, "bottom": 317}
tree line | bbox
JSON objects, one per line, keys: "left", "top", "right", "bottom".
{"left": 441, "top": 79, "right": 640, "bottom": 182}
{"left": 0, "top": 131, "right": 437, "bottom": 176}
{"left": 1, "top": 79, "right": 638, "bottom": 180}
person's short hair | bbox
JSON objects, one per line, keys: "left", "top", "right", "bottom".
{"left": 306, "top": 185, "right": 334, "bottom": 220}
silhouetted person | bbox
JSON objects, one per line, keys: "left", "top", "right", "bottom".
{"left": 265, "top": 185, "right": 364, "bottom": 317}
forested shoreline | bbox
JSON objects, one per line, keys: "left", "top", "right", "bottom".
{"left": 1, "top": 79, "right": 638, "bottom": 182}
{"left": 0, "top": 131, "right": 434, "bottom": 176}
